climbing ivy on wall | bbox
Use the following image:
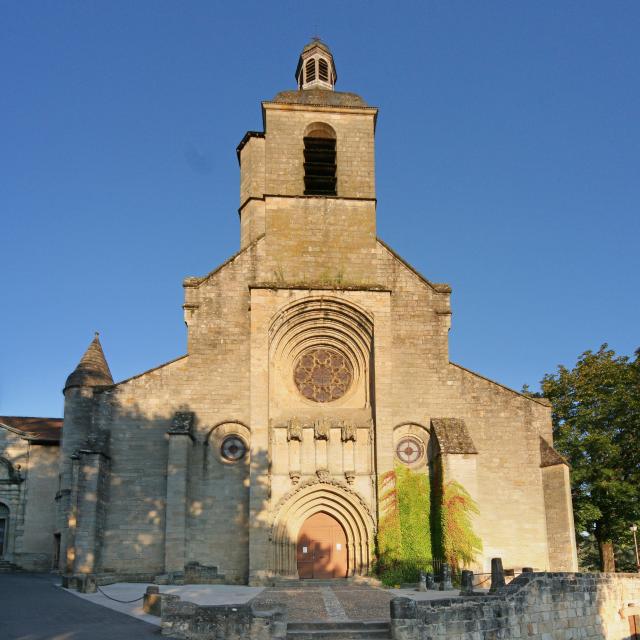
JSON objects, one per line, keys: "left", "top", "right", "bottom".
{"left": 376, "top": 466, "right": 432, "bottom": 585}
{"left": 430, "top": 457, "right": 483, "bottom": 569}
{"left": 376, "top": 461, "right": 482, "bottom": 586}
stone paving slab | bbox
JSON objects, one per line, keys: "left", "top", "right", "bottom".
{"left": 66, "top": 582, "right": 265, "bottom": 625}
{"left": 250, "top": 583, "right": 478, "bottom": 623}
{"left": 252, "top": 586, "right": 330, "bottom": 622}
{"left": 334, "top": 586, "right": 393, "bottom": 621}
{"left": 251, "top": 583, "right": 394, "bottom": 622}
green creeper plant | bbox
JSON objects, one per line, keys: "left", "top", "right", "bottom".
{"left": 376, "top": 466, "right": 431, "bottom": 585}
{"left": 376, "top": 461, "right": 482, "bottom": 585}
{"left": 440, "top": 480, "right": 482, "bottom": 569}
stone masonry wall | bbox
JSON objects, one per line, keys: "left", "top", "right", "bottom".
{"left": 19, "top": 443, "right": 59, "bottom": 570}
{"left": 262, "top": 105, "right": 376, "bottom": 199}
{"left": 161, "top": 597, "right": 286, "bottom": 640}
{"left": 97, "top": 240, "right": 264, "bottom": 581}
{"left": 374, "top": 240, "right": 560, "bottom": 571}
{"left": 0, "top": 428, "right": 59, "bottom": 570}
{"left": 391, "top": 572, "right": 640, "bottom": 640}
{"left": 0, "top": 428, "right": 26, "bottom": 566}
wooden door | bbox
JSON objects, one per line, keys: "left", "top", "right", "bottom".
{"left": 0, "top": 518, "right": 6, "bottom": 557}
{"left": 296, "top": 512, "right": 347, "bottom": 579}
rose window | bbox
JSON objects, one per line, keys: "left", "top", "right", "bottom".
{"left": 293, "top": 347, "right": 353, "bottom": 403}
{"left": 221, "top": 436, "right": 247, "bottom": 462}
{"left": 396, "top": 436, "right": 424, "bottom": 465}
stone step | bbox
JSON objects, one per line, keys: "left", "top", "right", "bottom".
{"left": 0, "top": 561, "right": 21, "bottom": 573}
{"left": 286, "top": 621, "right": 391, "bottom": 640}
{"left": 273, "top": 578, "right": 354, "bottom": 588}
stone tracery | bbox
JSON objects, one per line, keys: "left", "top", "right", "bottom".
{"left": 293, "top": 347, "right": 353, "bottom": 402}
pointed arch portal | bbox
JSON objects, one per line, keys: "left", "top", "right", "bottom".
{"left": 270, "top": 481, "right": 374, "bottom": 579}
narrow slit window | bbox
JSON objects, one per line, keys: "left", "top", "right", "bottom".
{"left": 318, "top": 58, "right": 329, "bottom": 82}
{"left": 304, "top": 136, "right": 336, "bottom": 196}
{"left": 305, "top": 59, "right": 316, "bottom": 83}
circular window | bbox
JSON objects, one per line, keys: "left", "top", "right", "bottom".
{"left": 221, "top": 436, "right": 247, "bottom": 462}
{"left": 293, "top": 347, "right": 353, "bottom": 403}
{"left": 396, "top": 436, "right": 424, "bottom": 465}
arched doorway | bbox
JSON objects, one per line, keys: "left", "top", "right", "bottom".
{"left": 297, "top": 512, "right": 347, "bottom": 579}
{"left": 270, "top": 480, "right": 375, "bottom": 578}
{"left": 0, "top": 504, "right": 9, "bottom": 558}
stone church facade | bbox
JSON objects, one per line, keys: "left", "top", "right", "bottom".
{"left": 43, "top": 40, "right": 579, "bottom": 584}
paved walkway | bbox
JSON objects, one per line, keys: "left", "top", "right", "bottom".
{"left": 253, "top": 583, "right": 397, "bottom": 622}
{"left": 250, "top": 582, "right": 467, "bottom": 622}
{"left": 0, "top": 572, "right": 471, "bottom": 638}
{"left": 69, "top": 581, "right": 265, "bottom": 625}
{"left": 0, "top": 572, "right": 162, "bottom": 640}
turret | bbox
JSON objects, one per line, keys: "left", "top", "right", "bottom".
{"left": 295, "top": 38, "right": 337, "bottom": 91}
{"left": 61, "top": 332, "right": 112, "bottom": 465}
{"left": 58, "top": 333, "right": 113, "bottom": 572}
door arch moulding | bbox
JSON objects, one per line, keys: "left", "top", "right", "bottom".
{"left": 269, "top": 479, "right": 375, "bottom": 578}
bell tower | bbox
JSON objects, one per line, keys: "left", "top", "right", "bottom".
{"left": 236, "top": 40, "right": 379, "bottom": 284}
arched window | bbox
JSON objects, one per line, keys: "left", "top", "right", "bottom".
{"left": 318, "top": 58, "right": 329, "bottom": 82}
{"left": 0, "top": 503, "right": 9, "bottom": 557}
{"left": 303, "top": 124, "right": 337, "bottom": 196}
{"left": 305, "top": 58, "right": 316, "bottom": 83}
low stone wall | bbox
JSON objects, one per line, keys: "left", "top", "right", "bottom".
{"left": 391, "top": 572, "right": 640, "bottom": 640}
{"left": 160, "top": 595, "right": 286, "bottom": 640}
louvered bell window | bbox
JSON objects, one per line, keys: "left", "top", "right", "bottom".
{"left": 305, "top": 59, "right": 316, "bottom": 83}
{"left": 318, "top": 58, "right": 329, "bottom": 82}
{"left": 304, "top": 136, "right": 337, "bottom": 196}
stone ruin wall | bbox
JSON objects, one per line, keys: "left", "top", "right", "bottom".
{"left": 391, "top": 572, "right": 640, "bottom": 640}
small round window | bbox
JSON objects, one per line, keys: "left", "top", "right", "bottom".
{"left": 396, "top": 436, "right": 424, "bottom": 465}
{"left": 221, "top": 436, "right": 247, "bottom": 462}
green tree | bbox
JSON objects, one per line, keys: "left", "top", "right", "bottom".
{"left": 541, "top": 345, "right": 640, "bottom": 571}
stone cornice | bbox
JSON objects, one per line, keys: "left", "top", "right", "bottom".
{"left": 250, "top": 282, "right": 390, "bottom": 292}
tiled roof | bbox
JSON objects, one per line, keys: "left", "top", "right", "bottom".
{"left": 0, "top": 416, "right": 62, "bottom": 442}
{"left": 270, "top": 89, "right": 370, "bottom": 108}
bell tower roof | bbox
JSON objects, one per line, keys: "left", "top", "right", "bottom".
{"left": 295, "top": 38, "right": 337, "bottom": 91}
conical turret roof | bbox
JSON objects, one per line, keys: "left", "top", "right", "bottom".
{"left": 64, "top": 333, "right": 114, "bottom": 392}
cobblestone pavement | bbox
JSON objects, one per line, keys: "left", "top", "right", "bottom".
{"left": 250, "top": 583, "right": 393, "bottom": 622}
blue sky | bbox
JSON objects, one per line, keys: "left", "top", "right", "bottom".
{"left": 1, "top": 1, "right": 638, "bottom": 418}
